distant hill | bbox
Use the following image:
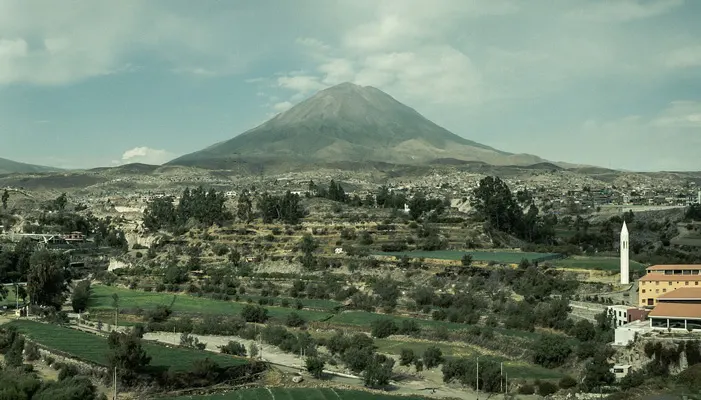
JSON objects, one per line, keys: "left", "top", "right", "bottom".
{"left": 169, "top": 82, "right": 552, "bottom": 168}
{"left": 0, "top": 157, "right": 60, "bottom": 175}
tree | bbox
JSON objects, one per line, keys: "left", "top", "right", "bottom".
{"left": 582, "top": 353, "right": 615, "bottom": 391}
{"left": 364, "top": 354, "right": 394, "bottom": 387}
{"left": 423, "top": 346, "right": 444, "bottom": 369}
{"left": 1, "top": 190, "right": 8, "bottom": 210}
{"left": 237, "top": 189, "right": 254, "bottom": 223}
{"left": 533, "top": 334, "right": 572, "bottom": 368}
{"left": 54, "top": 193, "right": 68, "bottom": 212}
{"left": 107, "top": 331, "right": 151, "bottom": 383}
{"left": 71, "top": 280, "right": 92, "bottom": 313}
{"left": 286, "top": 312, "right": 306, "bottom": 328}
{"left": 27, "top": 249, "right": 71, "bottom": 309}
{"left": 461, "top": 254, "right": 473, "bottom": 267}
{"left": 241, "top": 304, "right": 268, "bottom": 323}
{"left": 305, "top": 356, "right": 325, "bottom": 379}
{"left": 471, "top": 176, "right": 522, "bottom": 234}
{"left": 371, "top": 318, "right": 398, "bottom": 339}
{"left": 142, "top": 196, "right": 177, "bottom": 231}
{"left": 399, "top": 348, "right": 416, "bottom": 366}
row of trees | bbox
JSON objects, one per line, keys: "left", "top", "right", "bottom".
{"left": 143, "top": 186, "right": 231, "bottom": 231}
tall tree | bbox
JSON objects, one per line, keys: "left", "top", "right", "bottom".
{"left": 107, "top": 330, "right": 151, "bottom": 383}
{"left": 27, "top": 250, "right": 71, "bottom": 309}
{"left": 471, "top": 176, "right": 522, "bottom": 234}
{"left": 1, "top": 190, "right": 8, "bottom": 210}
{"left": 71, "top": 280, "right": 92, "bottom": 313}
{"left": 236, "top": 189, "right": 254, "bottom": 223}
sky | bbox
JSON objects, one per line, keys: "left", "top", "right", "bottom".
{"left": 0, "top": 0, "right": 700, "bottom": 171}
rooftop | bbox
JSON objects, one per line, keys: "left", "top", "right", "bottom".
{"left": 657, "top": 287, "right": 701, "bottom": 301}
{"left": 648, "top": 303, "right": 701, "bottom": 319}
{"left": 647, "top": 264, "right": 701, "bottom": 271}
{"left": 639, "top": 273, "right": 701, "bottom": 282}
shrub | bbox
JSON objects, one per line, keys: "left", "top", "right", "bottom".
{"left": 285, "top": 312, "right": 306, "bottom": 328}
{"left": 399, "top": 348, "right": 416, "bottom": 366}
{"left": 538, "top": 381, "right": 558, "bottom": 396}
{"left": 219, "top": 340, "right": 246, "bottom": 356}
{"left": 241, "top": 304, "right": 269, "bottom": 323}
{"left": 559, "top": 375, "right": 577, "bottom": 389}
{"left": 370, "top": 318, "right": 398, "bottom": 339}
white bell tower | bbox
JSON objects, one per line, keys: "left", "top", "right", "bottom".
{"left": 620, "top": 221, "right": 630, "bottom": 285}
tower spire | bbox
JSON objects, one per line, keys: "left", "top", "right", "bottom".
{"left": 620, "top": 221, "right": 630, "bottom": 285}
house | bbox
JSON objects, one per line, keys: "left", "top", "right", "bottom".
{"left": 607, "top": 305, "right": 649, "bottom": 327}
{"left": 638, "top": 264, "right": 701, "bottom": 308}
{"left": 648, "top": 287, "right": 701, "bottom": 331}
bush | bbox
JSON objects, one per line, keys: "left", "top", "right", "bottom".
{"left": 538, "top": 381, "right": 558, "bottom": 396}
{"left": 219, "top": 340, "right": 246, "bottom": 356}
{"left": 285, "top": 312, "right": 306, "bottom": 328}
{"left": 370, "top": 318, "right": 398, "bottom": 339}
{"left": 399, "top": 348, "right": 416, "bottom": 366}
{"left": 241, "top": 304, "right": 268, "bottom": 323}
{"left": 559, "top": 375, "right": 577, "bottom": 389}
{"left": 24, "top": 342, "right": 40, "bottom": 362}
{"left": 518, "top": 383, "right": 535, "bottom": 395}
{"left": 423, "top": 346, "right": 444, "bottom": 369}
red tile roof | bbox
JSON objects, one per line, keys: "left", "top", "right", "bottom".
{"left": 639, "top": 273, "right": 701, "bottom": 282}
{"left": 649, "top": 303, "right": 701, "bottom": 319}
{"left": 647, "top": 265, "right": 701, "bottom": 271}
{"left": 657, "top": 288, "right": 701, "bottom": 300}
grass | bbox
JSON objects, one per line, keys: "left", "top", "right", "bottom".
{"left": 89, "top": 285, "right": 333, "bottom": 322}
{"left": 373, "top": 250, "right": 562, "bottom": 263}
{"left": 553, "top": 256, "right": 645, "bottom": 272}
{"left": 164, "top": 387, "right": 429, "bottom": 400}
{"left": 8, "top": 320, "right": 248, "bottom": 371}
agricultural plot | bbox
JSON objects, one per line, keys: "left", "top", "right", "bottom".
{"left": 374, "top": 250, "right": 562, "bottom": 264}
{"left": 89, "top": 285, "right": 333, "bottom": 322}
{"left": 552, "top": 256, "right": 645, "bottom": 272}
{"left": 166, "top": 387, "right": 428, "bottom": 400}
{"left": 327, "top": 311, "right": 539, "bottom": 340}
{"left": 8, "top": 320, "right": 248, "bottom": 371}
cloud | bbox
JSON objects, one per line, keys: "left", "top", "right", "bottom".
{"left": 121, "top": 147, "right": 174, "bottom": 165}
{"left": 652, "top": 101, "right": 701, "bottom": 128}
{"left": 250, "top": 0, "right": 697, "bottom": 115}
{"left": 0, "top": 1, "right": 271, "bottom": 85}
{"left": 272, "top": 101, "right": 293, "bottom": 112}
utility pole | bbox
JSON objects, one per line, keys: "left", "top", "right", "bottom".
{"left": 113, "top": 366, "right": 117, "bottom": 400}
{"left": 476, "top": 356, "right": 480, "bottom": 399}
{"left": 500, "top": 362, "right": 503, "bottom": 394}
{"left": 505, "top": 372, "right": 508, "bottom": 398}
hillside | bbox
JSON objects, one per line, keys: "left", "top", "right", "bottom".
{"left": 0, "top": 157, "right": 59, "bottom": 175}
{"left": 169, "top": 82, "right": 550, "bottom": 168}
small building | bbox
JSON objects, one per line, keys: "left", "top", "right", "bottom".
{"left": 608, "top": 305, "right": 631, "bottom": 327}
{"left": 648, "top": 287, "right": 701, "bottom": 331}
{"left": 610, "top": 364, "right": 632, "bottom": 379}
{"left": 613, "top": 319, "right": 652, "bottom": 346}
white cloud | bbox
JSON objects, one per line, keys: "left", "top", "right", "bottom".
{"left": 666, "top": 45, "right": 701, "bottom": 68}
{"left": 253, "top": 0, "right": 697, "bottom": 115}
{"left": 121, "top": 147, "right": 174, "bottom": 165}
{"left": 652, "top": 101, "right": 701, "bottom": 128}
{"left": 272, "top": 101, "right": 293, "bottom": 112}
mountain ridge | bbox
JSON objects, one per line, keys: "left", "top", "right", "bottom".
{"left": 169, "top": 82, "right": 552, "bottom": 168}
{"left": 0, "top": 157, "right": 61, "bottom": 175}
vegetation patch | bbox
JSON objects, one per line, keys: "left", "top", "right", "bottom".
{"left": 89, "top": 285, "right": 333, "bottom": 322}
{"left": 374, "top": 250, "right": 562, "bottom": 263}
{"left": 8, "top": 320, "right": 248, "bottom": 371}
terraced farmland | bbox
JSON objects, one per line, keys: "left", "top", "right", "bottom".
{"left": 374, "top": 250, "right": 562, "bottom": 263}
{"left": 89, "top": 285, "right": 333, "bottom": 322}
{"left": 8, "top": 320, "right": 248, "bottom": 371}
{"left": 165, "top": 387, "right": 428, "bottom": 400}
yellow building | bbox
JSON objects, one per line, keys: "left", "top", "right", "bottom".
{"left": 638, "top": 264, "right": 701, "bottom": 308}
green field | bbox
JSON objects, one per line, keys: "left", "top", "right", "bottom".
{"left": 374, "top": 250, "right": 561, "bottom": 263}
{"left": 165, "top": 387, "right": 428, "bottom": 400}
{"left": 8, "top": 320, "right": 248, "bottom": 371}
{"left": 90, "top": 285, "right": 333, "bottom": 322}
{"left": 552, "top": 256, "right": 645, "bottom": 272}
